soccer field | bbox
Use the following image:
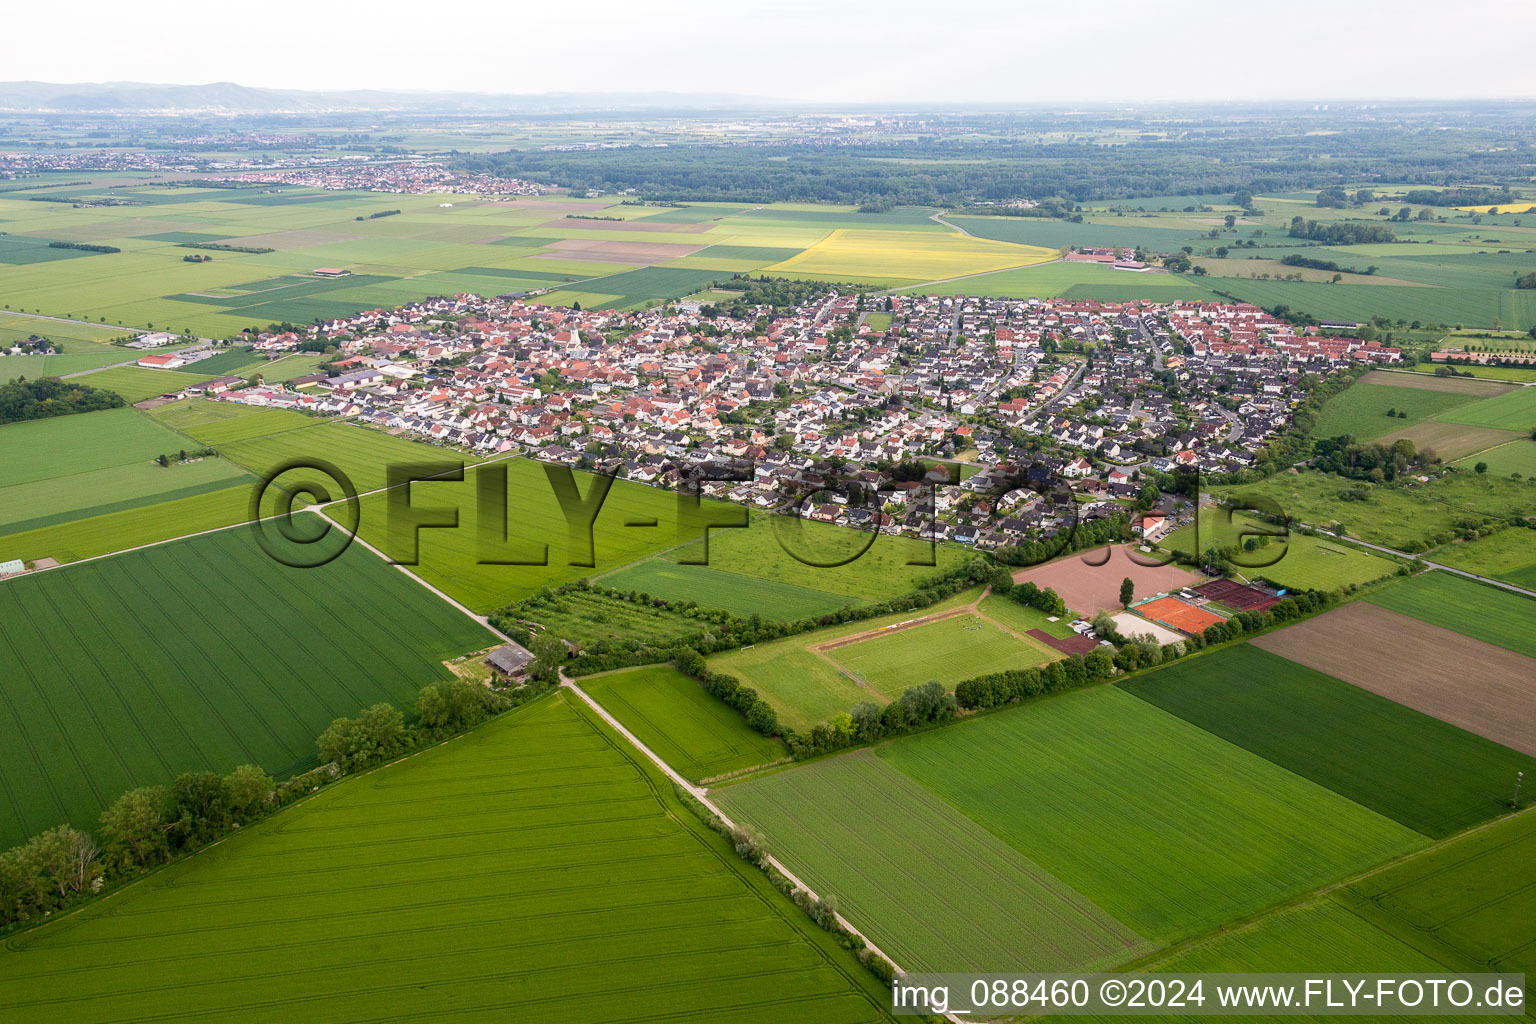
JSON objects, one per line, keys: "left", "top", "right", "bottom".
{"left": 827, "top": 614, "right": 1057, "bottom": 691}
{"left": 0, "top": 527, "right": 494, "bottom": 848}
{"left": 0, "top": 694, "right": 893, "bottom": 1024}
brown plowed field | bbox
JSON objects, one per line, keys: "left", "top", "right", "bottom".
{"left": 1252, "top": 601, "right": 1536, "bottom": 756}
{"left": 1359, "top": 370, "right": 1517, "bottom": 396}
{"left": 1010, "top": 544, "right": 1202, "bottom": 616}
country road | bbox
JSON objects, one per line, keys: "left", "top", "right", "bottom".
{"left": 1302, "top": 523, "right": 1536, "bottom": 600}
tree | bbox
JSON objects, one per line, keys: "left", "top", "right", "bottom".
{"left": 99, "top": 786, "right": 170, "bottom": 872}
{"left": 527, "top": 630, "right": 567, "bottom": 683}
{"left": 225, "top": 764, "right": 274, "bottom": 822}
{"left": 169, "top": 771, "right": 234, "bottom": 846}
{"left": 1119, "top": 577, "right": 1135, "bottom": 607}
{"left": 1475, "top": 461, "right": 1488, "bottom": 474}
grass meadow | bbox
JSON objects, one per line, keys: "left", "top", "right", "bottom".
{"left": 1455, "top": 439, "right": 1536, "bottom": 477}
{"left": 715, "top": 750, "right": 1152, "bottom": 973}
{"left": 0, "top": 693, "right": 894, "bottom": 1024}
{"left": 1158, "top": 509, "right": 1397, "bottom": 591}
{"left": 0, "top": 527, "right": 494, "bottom": 848}
{"left": 1365, "top": 571, "right": 1536, "bottom": 658}
{"left": 149, "top": 396, "right": 321, "bottom": 445}
{"left": 827, "top": 614, "right": 1056, "bottom": 691}
{"left": 1313, "top": 383, "right": 1478, "bottom": 440}
{"left": 579, "top": 665, "right": 786, "bottom": 781}
{"left": 597, "top": 558, "right": 858, "bottom": 619}
{"left": 876, "top": 686, "right": 1425, "bottom": 942}
{"left": 1120, "top": 644, "right": 1534, "bottom": 838}
{"left": 73, "top": 365, "right": 216, "bottom": 402}
{"left": 215, "top": 420, "right": 480, "bottom": 498}
{"left": 1428, "top": 528, "right": 1536, "bottom": 589}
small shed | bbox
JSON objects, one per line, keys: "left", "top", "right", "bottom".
{"left": 485, "top": 643, "right": 534, "bottom": 679}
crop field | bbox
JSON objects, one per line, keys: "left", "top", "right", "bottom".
{"left": 1158, "top": 509, "right": 1397, "bottom": 592}
{"left": 355, "top": 460, "right": 718, "bottom": 612}
{"left": 1121, "top": 644, "right": 1534, "bottom": 837}
{"left": 1382, "top": 419, "right": 1523, "bottom": 461}
{"left": 1212, "top": 470, "right": 1536, "bottom": 551}
{"left": 0, "top": 527, "right": 495, "bottom": 848}
{"left": 715, "top": 750, "right": 1152, "bottom": 973}
{"left": 1313, "top": 382, "right": 1480, "bottom": 440}
{"left": 907, "top": 260, "right": 1219, "bottom": 302}
{"left": 1252, "top": 600, "right": 1536, "bottom": 757}
{"left": 514, "top": 588, "right": 709, "bottom": 647}
{"left": 1455, "top": 438, "right": 1536, "bottom": 476}
{"left": 0, "top": 484, "right": 252, "bottom": 566}
{"left": 708, "top": 588, "right": 985, "bottom": 730}
{"left": 1408, "top": 363, "right": 1536, "bottom": 383}
{"left": 1435, "top": 385, "right": 1536, "bottom": 432}
{"left": 826, "top": 614, "right": 1056, "bottom": 691}
{"left": 1341, "top": 810, "right": 1536, "bottom": 982}
{"left": 0, "top": 693, "right": 893, "bottom": 1024}
{"left": 876, "top": 686, "right": 1425, "bottom": 941}
{"left": 73, "top": 365, "right": 216, "bottom": 402}
{"left": 597, "top": 558, "right": 858, "bottom": 619}
{"left": 1364, "top": 571, "right": 1536, "bottom": 658}
{"left": 0, "top": 313, "right": 128, "bottom": 381}
{"left": 579, "top": 665, "right": 786, "bottom": 781}
{"left": 1429, "top": 529, "right": 1536, "bottom": 589}
{"left": 0, "top": 407, "right": 251, "bottom": 537}
{"left": 662, "top": 512, "right": 974, "bottom": 604}
{"left": 763, "top": 228, "right": 1054, "bottom": 285}
{"left": 215, "top": 420, "right": 480, "bottom": 498}
{"left": 1011, "top": 544, "right": 1202, "bottom": 616}
{"left": 148, "top": 396, "right": 320, "bottom": 445}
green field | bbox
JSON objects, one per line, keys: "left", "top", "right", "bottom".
{"left": 580, "top": 665, "right": 786, "bottom": 781}
{"left": 1436, "top": 386, "right": 1536, "bottom": 431}
{"left": 1121, "top": 644, "right": 1534, "bottom": 838}
{"left": 976, "top": 591, "right": 1080, "bottom": 637}
{"left": 355, "top": 460, "right": 720, "bottom": 612}
{"left": 1365, "top": 571, "right": 1536, "bottom": 658}
{"left": 0, "top": 313, "right": 128, "bottom": 381}
{"left": 0, "top": 527, "right": 494, "bottom": 848}
{"left": 1213, "top": 470, "right": 1536, "bottom": 551}
{"left": 877, "top": 686, "right": 1425, "bottom": 941}
{"left": 1314, "top": 383, "right": 1478, "bottom": 440}
{"left": 1159, "top": 509, "right": 1398, "bottom": 592}
{"left": 0, "top": 483, "right": 252, "bottom": 566}
{"left": 216, "top": 420, "right": 479, "bottom": 498}
{"left": 1455, "top": 438, "right": 1536, "bottom": 477}
{"left": 0, "top": 693, "right": 894, "bottom": 1024}
{"left": 828, "top": 614, "right": 1056, "bottom": 691}
{"left": 148, "top": 396, "right": 320, "bottom": 444}
{"left": 0, "top": 407, "right": 251, "bottom": 537}
{"left": 708, "top": 589, "right": 985, "bottom": 731}
{"left": 662, "top": 512, "right": 974, "bottom": 604}
{"left": 74, "top": 365, "right": 215, "bottom": 402}
{"left": 1429, "top": 528, "right": 1536, "bottom": 589}
{"left": 598, "top": 558, "right": 858, "bottom": 619}
{"left": 715, "top": 750, "right": 1151, "bottom": 973}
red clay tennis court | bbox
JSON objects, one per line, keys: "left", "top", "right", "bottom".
{"left": 1134, "top": 595, "right": 1227, "bottom": 635}
{"left": 1194, "top": 578, "right": 1280, "bottom": 612}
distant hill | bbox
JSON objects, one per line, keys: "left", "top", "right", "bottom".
{"left": 0, "top": 80, "right": 770, "bottom": 114}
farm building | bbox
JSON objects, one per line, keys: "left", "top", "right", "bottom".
{"left": 313, "top": 267, "right": 352, "bottom": 278}
{"left": 485, "top": 643, "right": 534, "bottom": 679}
{"left": 136, "top": 352, "right": 188, "bottom": 369}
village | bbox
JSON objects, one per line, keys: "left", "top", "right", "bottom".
{"left": 149, "top": 287, "right": 1406, "bottom": 550}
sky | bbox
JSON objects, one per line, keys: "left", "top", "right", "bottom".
{"left": 9, "top": 0, "right": 1536, "bottom": 104}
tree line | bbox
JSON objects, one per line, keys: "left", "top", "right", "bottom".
{"left": 0, "top": 377, "right": 124, "bottom": 426}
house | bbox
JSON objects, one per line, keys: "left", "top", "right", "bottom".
{"left": 137, "top": 352, "right": 188, "bottom": 369}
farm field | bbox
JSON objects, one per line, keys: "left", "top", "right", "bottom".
{"left": 1157, "top": 509, "right": 1398, "bottom": 592}
{"left": 1435, "top": 385, "right": 1536, "bottom": 432}
{"left": 662, "top": 512, "right": 974, "bottom": 604}
{"left": 1408, "top": 363, "right": 1536, "bottom": 383}
{"left": 215, "top": 420, "right": 481, "bottom": 498}
{"left": 0, "top": 407, "right": 251, "bottom": 537}
{"left": 763, "top": 228, "right": 1054, "bottom": 285}
{"left": 1121, "top": 644, "right": 1534, "bottom": 837}
{"left": 708, "top": 588, "right": 986, "bottom": 731}
{"left": 597, "top": 558, "right": 858, "bottom": 619}
{"left": 715, "top": 750, "right": 1151, "bottom": 973}
{"left": 0, "top": 483, "right": 251, "bottom": 566}
{"left": 579, "top": 665, "right": 786, "bottom": 781}
{"left": 1314, "top": 382, "right": 1479, "bottom": 440}
{"left": 826, "top": 613, "right": 1056, "bottom": 692}
{"left": 147, "top": 396, "right": 320, "bottom": 445}
{"left": 1456, "top": 438, "right": 1536, "bottom": 476}
{"left": 0, "top": 693, "right": 894, "bottom": 1024}
{"left": 876, "top": 686, "right": 1425, "bottom": 941}
{"left": 71, "top": 364, "right": 217, "bottom": 402}
{"left": 1429, "top": 529, "right": 1536, "bottom": 589}
{"left": 1380, "top": 419, "right": 1523, "bottom": 462}
{"left": 1011, "top": 544, "right": 1201, "bottom": 616}
{"left": 0, "top": 348, "right": 126, "bottom": 382}
{"left": 1364, "top": 570, "right": 1536, "bottom": 658}
{"left": 354, "top": 460, "right": 719, "bottom": 612}
{"left": 1252, "top": 600, "right": 1536, "bottom": 757}
{"left": 0, "top": 312, "right": 130, "bottom": 381}
{"left": 0, "top": 527, "right": 495, "bottom": 848}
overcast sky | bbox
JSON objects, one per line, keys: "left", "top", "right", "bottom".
{"left": 11, "top": 0, "right": 1536, "bottom": 104}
